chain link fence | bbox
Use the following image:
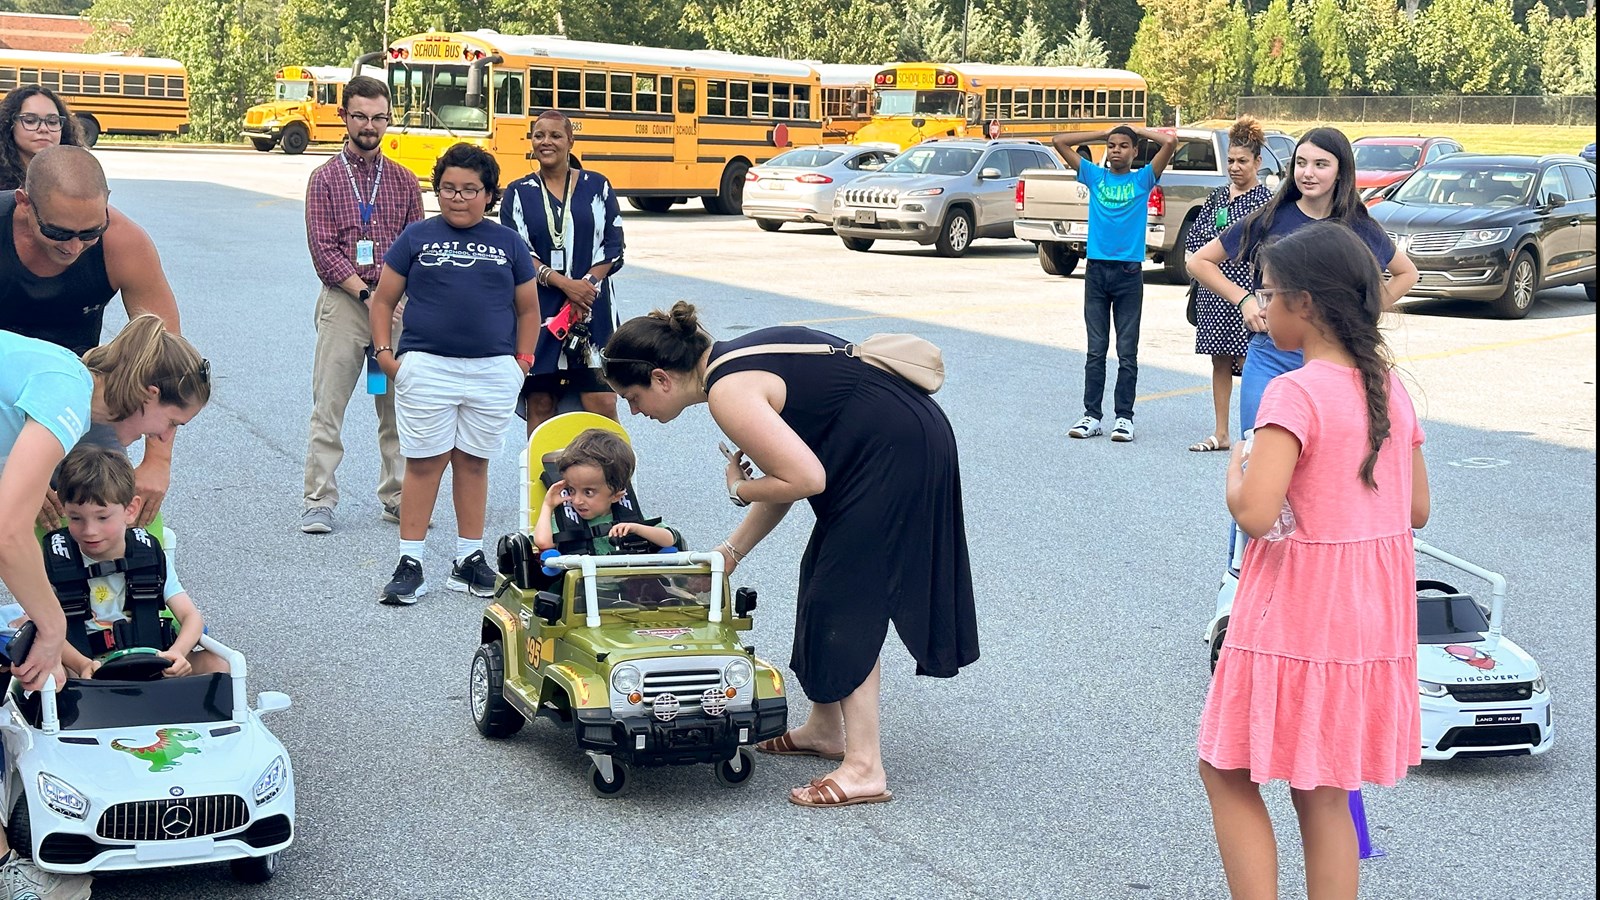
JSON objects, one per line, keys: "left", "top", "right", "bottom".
{"left": 1237, "top": 94, "right": 1596, "bottom": 126}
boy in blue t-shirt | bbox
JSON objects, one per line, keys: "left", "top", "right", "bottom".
{"left": 1051, "top": 125, "right": 1177, "bottom": 443}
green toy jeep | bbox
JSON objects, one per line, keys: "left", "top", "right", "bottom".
{"left": 470, "top": 540, "right": 789, "bottom": 797}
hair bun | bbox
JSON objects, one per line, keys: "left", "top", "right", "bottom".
{"left": 666, "top": 300, "right": 700, "bottom": 334}
{"left": 1230, "top": 115, "right": 1265, "bottom": 150}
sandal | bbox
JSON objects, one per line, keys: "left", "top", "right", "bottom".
{"left": 1188, "top": 435, "right": 1231, "bottom": 452}
{"left": 789, "top": 777, "right": 894, "bottom": 808}
{"left": 755, "top": 732, "right": 845, "bottom": 761}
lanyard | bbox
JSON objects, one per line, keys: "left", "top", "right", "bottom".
{"left": 342, "top": 153, "right": 384, "bottom": 233}
{"left": 539, "top": 169, "right": 574, "bottom": 271}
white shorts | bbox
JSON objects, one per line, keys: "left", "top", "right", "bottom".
{"left": 394, "top": 351, "right": 523, "bottom": 459}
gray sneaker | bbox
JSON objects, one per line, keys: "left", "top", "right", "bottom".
{"left": 381, "top": 503, "right": 432, "bottom": 528}
{"left": 300, "top": 506, "right": 334, "bottom": 534}
{"left": 0, "top": 851, "right": 93, "bottom": 900}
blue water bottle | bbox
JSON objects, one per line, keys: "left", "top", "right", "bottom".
{"left": 365, "top": 347, "right": 387, "bottom": 395}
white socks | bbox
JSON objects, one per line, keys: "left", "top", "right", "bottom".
{"left": 399, "top": 539, "right": 426, "bottom": 564}
{"left": 455, "top": 536, "right": 482, "bottom": 564}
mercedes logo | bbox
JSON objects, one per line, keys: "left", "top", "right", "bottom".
{"left": 169, "top": 786, "right": 184, "bottom": 797}
{"left": 161, "top": 804, "right": 195, "bottom": 837}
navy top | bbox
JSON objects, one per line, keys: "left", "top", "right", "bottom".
{"left": 1220, "top": 203, "right": 1396, "bottom": 271}
{"left": 385, "top": 216, "right": 536, "bottom": 358}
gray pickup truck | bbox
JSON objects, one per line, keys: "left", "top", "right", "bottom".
{"left": 1014, "top": 127, "right": 1287, "bottom": 282}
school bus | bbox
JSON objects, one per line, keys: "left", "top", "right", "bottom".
{"left": 815, "top": 63, "right": 877, "bottom": 143}
{"left": 242, "top": 65, "right": 351, "bottom": 154}
{"left": 851, "top": 63, "right": 1148, "bottom": 151}
{"left": 0, "top": 49, "right": 189, "bottom": 145}
{"left": 366, "top": 31, "right": 823, "bottom": 213}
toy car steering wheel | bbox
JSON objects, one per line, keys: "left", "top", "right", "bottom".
{"left": 93, "top": 647, "right": 173, "bottom": 681}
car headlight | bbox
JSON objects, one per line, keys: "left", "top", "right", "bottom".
{"left": 254, "top": 755, "right": 288, "bottom": 805}
{"left": 724, "top": 658, "right": 753, "bottom": 689}
{"left": 1452, "top": 227, "right": 1511, "bottom": 249}
{"left": 39, "top": 772, "right": 88, "bottom": 820}
{"left": 903, "top": 187, "right": 944, "bottom": 198}
{"left": 1532, "top": 675, "right": 1548, "bottom": 693}
{"left": 610, "top": 664, "right": 642, "bottom": 694}
{"left": 1418, "top": 679, "right": 1449, "bottom": 698}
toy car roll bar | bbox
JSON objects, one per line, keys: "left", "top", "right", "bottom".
{"left": 541, "top": 551, "right": 727, "bottom": 629}
{"left": 1414, "top": 537, "right": 1508, "bottom": 647}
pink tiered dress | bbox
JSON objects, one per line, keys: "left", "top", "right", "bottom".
{"left": 1198, "top": 360, "right": 1425, "bottom": 789}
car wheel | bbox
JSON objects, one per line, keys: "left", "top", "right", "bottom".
{"left": 75, "top": 114, "right": 101, "bottom": 147}
{"left": 1038, "top": 242, "right": 1080, "bottom": 277}
{"left": 6, "top": 800, "right": 30, "bottom": 859}
{"left": 280, "top": 123, "right": 310, "bottom": 155}
{"left": 935, "top": 207, "right": 973, "bottom": 257}
{"left": 841, "top": 236, "right": 874, "bottom": 252}
{"left": 249, "top": 137, "right": 275, "bottom": 152}
{"left": 1209, "top": 617, "right": 1229, "bottom": 673}
{"left": 628, "top": 197, "right": 675, "bottom": 213}
{"left": 1164, "top": 216, "right": 1194, "bottom": 284}
{"left": 1491, "top": 249, "right": 1538, "bottom": 319}
{"left": 470, "top": 641, "right": 526, "bottom": 738}
{"left": 756, "top": 219, "right": 783, "bottom": 232}
{"left": 588, "top": 760, "right": 632, "bottom": 798}
{"left": 714, "top": 747, "right": 758, "bottom": 788}
{"left": 231, "top": 852, "right": 280, "bottom": 883}
{"left": 1586, "top": 281, "right": 1595, "bottom": 302}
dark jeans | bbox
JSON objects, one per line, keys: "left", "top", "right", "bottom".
{"left": 1082, "top": 260, "right": 1144, "bottom": 421}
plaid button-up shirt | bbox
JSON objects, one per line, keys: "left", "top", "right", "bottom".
{"left": 304, "top": 144, "right": 423, "bottom": 288}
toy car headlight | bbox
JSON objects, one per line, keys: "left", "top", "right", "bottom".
{"left": 724, "top": 659, "right": 753, "bottom": 689}
{"left": 1418, "top": 679, "right": 1449, "bottom": 698}
{"left": 40, "top": 772, "right": 89, "bottom": 820}
{"left": 1532, "top": 675, "right": 1548, "bottom": 693}
{"left": 611, "top": 664, "right": 643, "bottom": 695}
{"left": 254, "top": 755, "right": 288, "bottom": 805}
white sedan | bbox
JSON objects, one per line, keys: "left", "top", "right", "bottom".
{"left": 742, "top": 145, "right": 897, "bottom": 231}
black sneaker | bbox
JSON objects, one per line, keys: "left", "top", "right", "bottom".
{"left": 380, "top": 555, "right": 428, "bottom": 606}
{"left": 447, "top": 550, "right": 497, "bottom": 597}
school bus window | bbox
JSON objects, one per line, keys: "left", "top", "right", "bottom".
{"left": 730, "top": 81, "right": 749, "bottom": 117}
{"left": 634, "top": 73, "right": 658, "bottom": 113}
{"left": 125, "top": 74, "right": 145, "bottom": 97}
{"left": 706, "top": 79, "right": 727, "bottom": 116}
{"left": 529, "top": 67, "right": 554, "bottom": 110}
{"left": 41, "top": 70, "right": 60, "bottom": 90}
{"left": 318, "top": 82, "right": 337, "bottom": 105}
{"left": 150, "top": 75, "right": 167, "bottom": 97}
{"left": 496, "top": 71, "right": 525, "bottom": 116}
{"left": 104, "top": 73, "right": 119, "bottom": 94}
{"left": 751, "top": 82, "right": 769, "bottom": 117}
{"left": 1031, "top": 89, "right": 1044, "bottom": 119}
{"left": 795, "top": 85, "right": 811, "bottom": 118}
{"left": 584, "top": 71, "right": 606, "bottom": 110}
{"left": 609, "top": 73, "right": 632, "bottom": 112}
{"left": 677, "top": 78, "right": 695, "bottom": 114}
{"left": 556, "top": 70, "right": 580, "bottom": 109}
{"left": 772, "top": 82, "right": 791, "bottom": 119}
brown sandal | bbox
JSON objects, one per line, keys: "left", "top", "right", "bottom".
{"left": 789, "top": 777, "right": 894, "bottom": 808}
{"left": 755, "top": 732, "right": 845, "bottom": 761}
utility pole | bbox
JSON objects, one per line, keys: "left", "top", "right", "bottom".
{"left": 382, "top": 0, "right": 391, "bottom": 52}
{"left": 960, "top": 0, "right": 971, "bottom": 63}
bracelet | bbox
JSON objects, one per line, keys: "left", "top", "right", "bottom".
{"left": 373, "top": 345, "right": 393, "bottom": 356}
{"left": 1237, "top": 292, "right": 1256, "bottom": 310}
{"left": 718, "top": 539, "right": 747, "bottom": 562}
{"left": 536, "top": 265, "right": 551, "bottom": 286}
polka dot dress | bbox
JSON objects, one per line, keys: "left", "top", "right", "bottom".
{"left": 1187, "top": 184, "right": 1273, "bottom": 358}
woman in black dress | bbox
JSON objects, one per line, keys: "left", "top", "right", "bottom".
{"left": 603, "top": 302, "right": 978, "bottom": 807}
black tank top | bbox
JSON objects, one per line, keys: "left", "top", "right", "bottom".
{"left": 0, "top": 192, "right": 117, "bottom": 355}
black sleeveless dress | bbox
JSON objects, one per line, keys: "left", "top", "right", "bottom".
{"left": 706, "top": 326, "right": 978, "bottom": 703}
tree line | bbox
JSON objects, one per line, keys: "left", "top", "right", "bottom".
{"left": 0, "top": 0, "right": 1590, "bottom": 141}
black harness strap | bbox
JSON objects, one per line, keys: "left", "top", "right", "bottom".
{"left": 41, "top": 528, "right": 94, "bottom": 657}
{"left": 42, "top": 527, "right": 170, "bottom": 655}
{"left": 550, "top": 489, "right": 658, "bottom": 556}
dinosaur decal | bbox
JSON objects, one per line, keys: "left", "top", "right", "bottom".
{"left": 112, "top": 728, "right": 203, "bottom": 772}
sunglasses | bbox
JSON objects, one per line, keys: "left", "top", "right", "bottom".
{"left": 32, "top": 206, "right": 109, "bottom": 243}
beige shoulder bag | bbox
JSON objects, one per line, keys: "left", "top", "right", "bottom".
{"left": 704, "top": 333, "right": 945, "bottom": 393}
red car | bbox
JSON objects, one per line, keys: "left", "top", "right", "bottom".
{"left": 1354, "top": 136, "right": 1463, "bottom": 202}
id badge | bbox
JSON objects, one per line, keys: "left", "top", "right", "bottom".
{"left": 356, "top": 239, "right": 375, "bottom": 266}
{"left": 548, "top": 247, "right": 566, "bottom": 272}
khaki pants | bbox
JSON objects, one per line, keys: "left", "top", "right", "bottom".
{"left": 302, "top": 284, "right": 403, "bottom": 511}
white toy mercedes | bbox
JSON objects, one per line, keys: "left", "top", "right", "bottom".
{"left": 0, "top": 626, "right": 296, "bottom": 882}
{"left": 1206, "top": 537, "right": 1553, "bottom": 761}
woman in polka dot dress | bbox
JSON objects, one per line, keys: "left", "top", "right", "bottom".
{"left": 1185, "top": 117, "right": 1273, "bottom": 452}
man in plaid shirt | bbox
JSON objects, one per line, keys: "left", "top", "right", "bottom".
{"left": 299, "top": 75, "right": 423, "bottom": 534}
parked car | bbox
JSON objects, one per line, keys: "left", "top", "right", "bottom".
{"left": 1372, "top": 154, "right": 1597, "bottom": 318}
{"left": 1582, "top": 143, "right": 1596, "bottom": 163}
{"left": 832, "top": 138, "right": 1062, "bottom": 257}
{"left": 1263, "top": 130, "right": 1298, "bottom": 168}
{"left": 741, "top": 145, "right": 896, "bottom": 231}
{"left": 1354, "top": 135, "right": 1463, "bottom": 202}
{"left": 1014, "top": 127, "right": 1287, "bottom": 282}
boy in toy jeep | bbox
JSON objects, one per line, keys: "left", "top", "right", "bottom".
{"left": 27, "top": 445, "right": 228, "bottom": 680}
{"left": 533, "top": 428, "right": 682, "bottom": 555}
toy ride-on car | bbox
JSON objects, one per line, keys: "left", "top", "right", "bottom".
{"left": 0, "top": 624, "right": 296, "bottom": 883}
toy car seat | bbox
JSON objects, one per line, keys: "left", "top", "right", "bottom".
{"left": 518, "top": 412, "right": 673, "bottom": 556}
{"left": 42, "top": 525, "right": 177, "bottom": 681}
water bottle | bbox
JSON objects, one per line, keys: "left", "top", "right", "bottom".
{"left": 365, "top": 348, "right": 387, "bottom": 395}
{"left": 1240, "top": 429, "right": 1296, "bottom": 541}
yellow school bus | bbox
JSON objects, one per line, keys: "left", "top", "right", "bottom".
{"left": 367, "top": 31, "right": 823, "bottom": 213}
{"left": 242, "top": 65, "right": 351, "bottom": 154}
{"left": 0, "top": 49, "right": 189, "bottom": 145}
{"left": 852, "top": 63, "right": 1148, "bottom": 151}
{"left": 815, "top": 63, "right": 877, "bottom": 143}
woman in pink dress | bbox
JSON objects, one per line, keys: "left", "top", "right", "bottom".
{"left": 1196, "top": 220, "right": 1432, "bottom": 899}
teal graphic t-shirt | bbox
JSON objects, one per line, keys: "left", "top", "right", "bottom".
{"left": 1077, "top": 160, "right": 1159, "bottom": 263}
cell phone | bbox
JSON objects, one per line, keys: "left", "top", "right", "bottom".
{"left": 547, "top": 304, "right": 575, "bottom": 340}
{"left": 719, "top": 441, "right": 737, "bottom": 461}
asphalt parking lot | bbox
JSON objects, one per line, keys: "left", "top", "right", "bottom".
{"left": 52, "top": 147, "right": 1600, "bottom": 898}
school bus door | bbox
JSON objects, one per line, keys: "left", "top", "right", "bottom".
{"left": 313, "top": 80, "right": 344, "bottom": 141}
{"left": 674, "top": 77, "right": 697, "bottom": 167}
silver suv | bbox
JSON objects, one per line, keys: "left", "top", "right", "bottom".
{"left": 832, "top": 138, "right": 1064, "bottom": 257}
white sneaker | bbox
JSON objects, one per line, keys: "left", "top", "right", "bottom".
{"left": 1111, "top": 417, "right": 1135, "bottom": 442}
{"left": 0, "top": 853, "right": 93, "bottom": 900}
{"left": 1067, "top": 416, "right": 1103, "bottom": 439}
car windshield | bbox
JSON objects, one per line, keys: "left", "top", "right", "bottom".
{"left": 1355, "top": 143, "right": 1422, "bottom": 171}
{"left": 881, "top": 146, "right": 981, "bottom": 176}
{"left": 580, "top": 572, "right": 715, "bottom": 614}
{"left": 874, "top": 89, "right": 965, "bottom": 117}
{"left": 1390, "top": 165, "right": 1535, "bottom": 206}
{"left": 18, "top": 674, "right": 234, "bottom": 731}
{"left": 766, "top": 148, "right": 843, "bottom": 168}
{"left": 1417, "top": 595, "right": 1492, "bottom": 643}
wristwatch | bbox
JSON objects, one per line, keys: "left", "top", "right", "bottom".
{"left": 358, "top": 288, "right": 372, "bottom": 302}
{"left": 582, "top": 274, "right": 602, "bottom": 289}
{"left": 727, "top": 479, "right": 750, "bottom": 508}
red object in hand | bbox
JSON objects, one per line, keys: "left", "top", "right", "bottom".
{"left": 547, "top": 304, "right": 575, "bottom": 339}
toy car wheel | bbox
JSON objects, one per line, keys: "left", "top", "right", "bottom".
{"left": 714, "top": 747, "right": 757, "bottom": 788}
{"left": 588, "top": 760, "right": 632, "bottom": 798}
{"left": 6, "top": 800, "right": 31, "bottom": 859}
{"left": 231, "top": 852, "right": 279, "bottom": 883}
{"left": 470, "top": 641, "right": 526, "bottom": 738}
{"left": 1209, "top": 617, "right": 1229, "bottom": 673}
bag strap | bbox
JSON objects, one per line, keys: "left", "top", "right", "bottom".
{"left": 703, "top": 342, "right": 844, "bottom": 381}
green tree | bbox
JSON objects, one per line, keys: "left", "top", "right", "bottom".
{"left": 957, "top": 3, "right": 1021, "bottom": 62}
{"left": 1087, "top": 0, "right": 1143, "bottom": 66}
{"left": 680, "top": 0, "right": 896, "bottom": 63}
{"left": 1250, "top": 0, "right": 1306, "bottom": 93}
{"left": 898, "top": 0, "right": 960, "bottom": 61}
{"left": 1538, "top": 12, "right": 1597, "bottom": 93}
{"left": 1413, "top": 0, "right": 1528, "bottom": 92}
{"left": 562, "top": 0, "right": 691, "bottom": 47}
{"left": 1344, "top": 0, "right": 1417, "bottom": 92}
{"left": 1305, "top": 0, "right": 1351, "bottom": 93}
{"left": 1011, "top": 13, "right": 1048, "bottom": 64}
{"left": 1127, "top": 0, "right": 1235, "bottom": 120}
{"left": 1046, "top": 13, "right": 1110, "bottom": 67}
{"left": 1210, "top": 1, "right": 1253, "bottom": 108}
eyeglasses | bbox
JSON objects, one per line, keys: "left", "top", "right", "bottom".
{"left": 14, "top": 113, "right": 65, "bottom": 132}
{"left": 31, "top": 207, "right": 109, "bottom": 244}
{"left": 346, "top": 112, "right": 391, "bottom": 126}
{"left": 1255, "top": 287, "right": 1293, "bottom": 308}
{"left": 437, "top": 186, "right": 484, "bottom": 200}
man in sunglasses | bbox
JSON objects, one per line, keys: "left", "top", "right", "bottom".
{"left": 0, "top": 144, "right": 182, "bottom": 527}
